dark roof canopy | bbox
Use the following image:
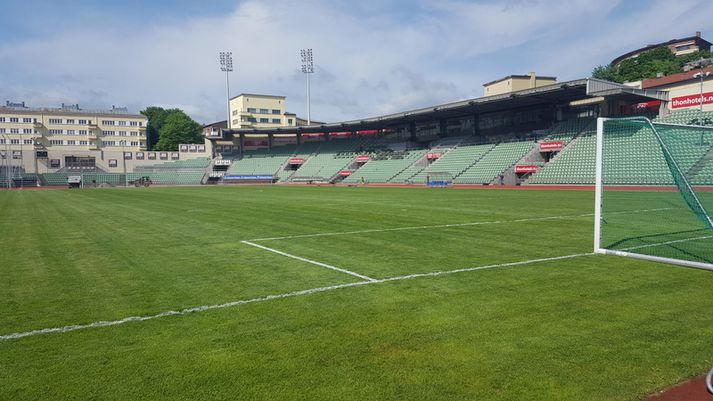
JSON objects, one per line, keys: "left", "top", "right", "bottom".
{"left": 224, "top": 78, "right": 667, "bottom": 136}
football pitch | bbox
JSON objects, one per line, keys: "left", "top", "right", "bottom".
{"left": 1, "top": 185, "right": 713, "bottom": 400}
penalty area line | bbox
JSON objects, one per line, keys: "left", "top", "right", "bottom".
{"left": 240, "top": 240, "right": 377, "bottom": 282}
{"left": 0, "top": 252, "right": 595, "bottom": 341}
{"left": 247, "top": 207, "right": 673, "bottom": 242}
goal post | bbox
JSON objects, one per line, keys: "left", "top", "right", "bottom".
{"left": 594, "top": 116, "right": 713, "bottom": 271}
{"left": 426, "top": 172, "right": 453, "bottom": 187}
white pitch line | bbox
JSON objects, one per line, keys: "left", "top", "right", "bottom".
{"left": 247, "top": 208, "right": 674, "bottom": 242}
{"left": 0, "top": 252, "right": 595, "bottom": 341}
{"left": 620, "top": 235, "right": 713, "bottom": 252}
{"left": 241, "top": 240, "right": 377, "bottom": 282}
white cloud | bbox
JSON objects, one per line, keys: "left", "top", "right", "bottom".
{"left": 1, "top": 0, "right": 712, "bottom": 124}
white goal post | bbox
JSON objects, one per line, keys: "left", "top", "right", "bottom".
{"left": 594, "top": 116, "right": 713, "bottom": 271}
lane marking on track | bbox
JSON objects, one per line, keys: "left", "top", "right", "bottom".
{"left": 0, "top": 252, "right": 595, "bottom": 341}
{"left": 247, "top": 208, "right": 673, "bottom": 241}
{"left": 241, "top": 240, "right": 376, "bottom": 282}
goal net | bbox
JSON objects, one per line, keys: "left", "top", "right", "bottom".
{"left": 425, "top": 172, "right": 452, "bottom": 187}
{"left": 594, "top": 117, "right": 713, "bottom": 270}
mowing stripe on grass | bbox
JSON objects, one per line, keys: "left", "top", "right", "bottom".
{"left": 247, "top": 208, "right": 673, "bottom": 241}
{"left": 0, "top": 252, "right": 594, "bottom": 341}
{"left": 241, "top": 240, "right": 377, "bottom": 282}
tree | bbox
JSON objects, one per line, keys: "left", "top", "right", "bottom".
{"left": 592, "top": 64, "right": 621, "bottom": 82}
{"left": 153, "top": 111, "right": 203, "bottom": 151}
{"left": 141, "top": 106, "right": 171, "bottom": 150}
{"left": 591, "top": 46, "right": 713, "bottom": 83}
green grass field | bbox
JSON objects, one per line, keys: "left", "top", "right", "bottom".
{"left": 2, "top": 185, "right": 713, "bottom": 401}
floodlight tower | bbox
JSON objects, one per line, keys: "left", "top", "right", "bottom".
{"left": 300, "top": 48, "right": 314, "bottom": 125}
{"left": 219, "top": 51, "right": 234, "bottom": 129}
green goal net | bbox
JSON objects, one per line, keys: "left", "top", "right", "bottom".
{"left": 595, "top": 117, "right": 713, "bottom": 270}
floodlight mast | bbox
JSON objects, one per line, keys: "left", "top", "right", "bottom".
{"left": 219, "top": 51, "right": 234, "bottom": 129}
{"left": 300, "top": 48, "right": 314, "bottom": 125}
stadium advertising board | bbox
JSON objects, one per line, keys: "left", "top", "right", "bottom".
{"left": 288, "top": 158, "right": 305, "bottom": 164}
{"left": 514, "top": 165, "right": 540, "bottom": 173}
{"left": 355, "top": 155, "right": 370, "bottom": 162}
{"left": 427, "top": 152, "right": 442, "bottom": 159}
{"left": 539, "top": 141, "right": 564, "bottom": 151}
{"left": 339, "top": 170, "right": 352, "bottom": 176}
{"left": 671, "top": 91, "right": 713, "bottom": 109}
{"left": 223, "top": 175, "right": 274, "bottom": 180}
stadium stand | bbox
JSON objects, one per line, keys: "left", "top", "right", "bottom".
{"left": 290, "top": 138, "right": 366, "bottom": 182}
{"left": 405, "top": 144, "right": 495, "bottom": 184}
{"left": 134, "top": 158, "right": 211, "bottom": 171}
{"left": 226, "top": 145, "right": 296, "bottom": 177}
{"left": 455, "top": 141, "right": 534, "bottom": 184}
{"left": 343, "top": 150, "right": 427, "bottom": 184}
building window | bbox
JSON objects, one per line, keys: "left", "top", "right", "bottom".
{"left": 23, "top": 139, "right": 33, "bottom": 144}
{"left": 103, "top": 130, "right": 115, "bottom": 136}
{"left": 0, "top": 128, "right": 4, "bottom": 133}
{"left": 103, "top": 140, "right": 116, "bottom": 146}
{"left": 23, "top": 118, "right": 32, "bottom": 123}
{"left": 288, "top": 119, "right": 293, "bottom": 125}
{"left": 124, "top": 152, "right": 132, "bottom": 160}
{"left": 67, "top": 140, "right": 76, "bottom": 145}
{"left": 78, "top": 119, "right": 88, "bottom": 125}
{"left": 66, "top": 130, "right": 76, "bottom": 135}
{"left": 259, "top": 118, "right": 269, "bottom": 123}
{"left": 232, "top": 110, "right": 238, "bottom": 116}
{"left": 0, "top": 117, "right": 5, "bottom": 122}
{"left": 79, "top": 130, "right": 88, "bottom": 135}
{"left": 10, "top": 117, "right": 19, "bottom": 123}
{"left": 119, "top": 131, "right": 127, "bottom": 136}
{"left": 259, "top": 108, "right": 269, "bottom": 114}
{"left": 118, "top": 121, "right": 127, "bottom": 126}
{"left": 10, "top": 139, "right": 20, "bottom": 145}
{"left": 65, "top": 119, "right": 75, "bottom": 124}
{"left": 23, "top": 128, "right": 32, "bottom": 134}
{"left": 271, "top": 118, "right": 281, "bottom": 124}
{"left": 248, "top": 117, "right": 257, "bottom": 123}
{"left": 130, "top": 131, "right": 138, "bottom": 136}
{"left": 49, "top": 129, "right": 63, "bottom": 135}
{"left": 10, "top": 128, "right": 19, "bottom": 134}
{"left": 272, "top": 109, "right": 280, "bottom": 114}
{"left": 136, "top": 152, "right": 144, "bottom": 160}
{"left": 130, "top": 141, "right": 139, "bottom": 146}
{"left": 49, "top": 118, "right": 62, "bottom": 124}
{"left": 79, "top": 140, "right": 88, "bottom": 145}
{"left": 108, "top": 159, "right": 118, "bottom": 167}
{"left": 102, "top": 120, "right": 115, "bottom": 126}
{"left": 50, "top": 139, "right": 64, "bottom": 145}
{"left": 130, "top": 121, "right": 138, "bottom": 126}
{"left": 247, "top": 107, "right": 257, "bottom": 113}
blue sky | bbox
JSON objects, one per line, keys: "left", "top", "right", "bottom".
{"left": 1, "top": 0, "right": 712, "bottom": 124}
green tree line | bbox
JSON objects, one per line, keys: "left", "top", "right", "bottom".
{"left": 592, "top": 46, "right": 713, "bottom": 83}
{"left": 140, "top": 107, "right": 204, "bottom": 151}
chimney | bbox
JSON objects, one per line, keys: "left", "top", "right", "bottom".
{"left": 528, "top": 72, "right": 536, "bottom": 89}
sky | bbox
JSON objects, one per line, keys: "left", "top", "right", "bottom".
{"left": 1, "top": 0, "right": 712, "bottom": 124}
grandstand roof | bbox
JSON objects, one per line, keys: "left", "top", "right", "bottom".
{"left": 223, "top": 78, "right": 667, "bottom": 136}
